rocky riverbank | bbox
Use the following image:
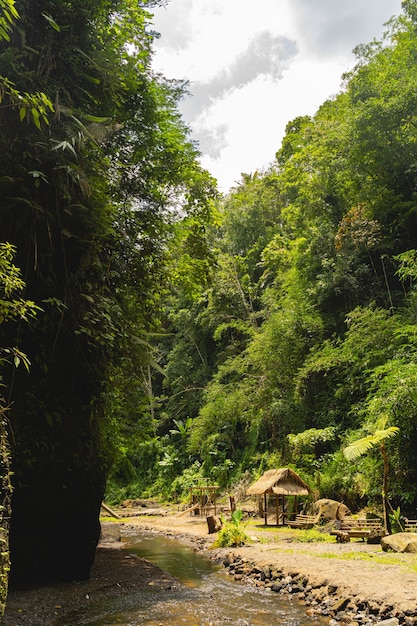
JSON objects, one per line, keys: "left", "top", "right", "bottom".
{"left": 3, "top": 507, "right": 417, "bottom": 625}
{"left": 214, "top": 551, "right": 412, "bottom": 626}
{"left": 121, "top": 507, "right": 417, "bottom": 626}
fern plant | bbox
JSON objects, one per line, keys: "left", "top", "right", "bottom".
{"left": 344, "top": 417, "right": 399, "bottom": 534}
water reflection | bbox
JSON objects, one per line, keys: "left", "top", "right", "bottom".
{"left": 47, "top": 531, "right": 329, "bottom": 625}
{"left": 74, "top": 531, "right": 326, "bottom": 626}
{"left": 122, "top": 531, "right": 219, "bottom": 586}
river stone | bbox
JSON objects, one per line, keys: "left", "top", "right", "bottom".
{"left": 368, "top": 600, "right": 382, "bottom": 614}
{"left": 331, "top": 597, "right": 350, "bottom": 613}
{"left": 367, "top": 528, "right": 385, "bottom": 544}
{"left": 375, "top": 618, "right": 399, "bottom": 626}
{"left": 100, "top": 522, "right": 121, "bottom": 543}
{"left": 381, "top": 533, "right": 417, "bottom": 553}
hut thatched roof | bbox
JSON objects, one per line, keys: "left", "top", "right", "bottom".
{"left": 246, "top": 468, "right": 311, "bottom": 496}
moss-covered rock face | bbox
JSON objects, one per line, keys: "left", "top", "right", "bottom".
{"left": 9, "top": 480, "right": 103, "bottom": 584}
{"left": 7, "top": 392, "right": 107, "bottom": 585}
{"left": 0, "top": 417, "right": 12, "bottom": 620}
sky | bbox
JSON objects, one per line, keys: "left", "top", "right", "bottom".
{"left": 149, "top": 0, "right": 403, "bottom": 193}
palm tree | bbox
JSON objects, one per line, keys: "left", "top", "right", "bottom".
{"left": 343, "top": 418, "right": 399, "bottom": 534}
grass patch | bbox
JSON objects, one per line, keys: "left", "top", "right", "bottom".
{"left": 288, "top": 528, "right": 330, "bottom": 543}
{"left": 314, "top": 551, "right": 417, "bottom": 569}
{"left": 272, "top": 547, "right": 417, "bottom": 573}
{"left": 245, "top": 521, "right": 332, "bottom": 543}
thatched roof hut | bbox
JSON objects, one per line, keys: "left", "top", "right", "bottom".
{"left": 246, "top": 468, "right": 310, "bottom": 496}
{"left": 246, "top": 468, "right": 311, "bottom": 525}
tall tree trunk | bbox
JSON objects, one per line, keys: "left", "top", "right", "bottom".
{"left": 381, "top": 443, "right": 391, "bottom": 534}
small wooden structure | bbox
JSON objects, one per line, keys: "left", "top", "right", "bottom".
{"left": 330, "top": 518, "right": 383, "bottom": 542}
{"left": 287, "top": 513, "right": 320, "bottom": 529}
{"left": 175, "top": 479, "right": 219, "bottom": 517}
{"left": 246, "top": 468, "right": 311, "bottom": 526}
{"left": 101, "top": 502, "right": 122, "bottom": 519}
{"left": 405, "top": 518, "right": 417, "bottom": 532}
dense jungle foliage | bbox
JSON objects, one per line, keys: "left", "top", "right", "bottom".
{"left": 0, "top": 0, "right": 215, "bottom": 596}
{"left": 107, "top": 0, "right": 417, "bottom": 518}
{"left": 2, "top": 0, "right": 417, "bottom": 609}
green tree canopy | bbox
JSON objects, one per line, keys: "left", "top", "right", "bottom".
{"left": 0, "top": 0, "right": 217, "bottom": 585}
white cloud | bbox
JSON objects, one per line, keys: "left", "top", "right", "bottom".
{"left": 179, "top": 31, "right": 298, "bottom": 123}
{"left": 150, "top": 0, "right": 403, "bottom": 192}
{"left": 149, "top": 0, "right": 193, "bottom": 52}
{"left": 291, "top": 0, "right": 402, "bottom": 57}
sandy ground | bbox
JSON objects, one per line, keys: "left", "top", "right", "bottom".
{"left": 3, "top": 535, "right": 177, "bottom": 626}
{"left": 3, "top": 505, "right": 417, "bottom": 624}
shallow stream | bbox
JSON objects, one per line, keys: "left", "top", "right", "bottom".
{"left": 69, "top": 530, "right": 328, "bottom": 626}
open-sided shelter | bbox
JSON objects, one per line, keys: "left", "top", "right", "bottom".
{"left": 246, "top": 468, "right": 311, "bottom": 525}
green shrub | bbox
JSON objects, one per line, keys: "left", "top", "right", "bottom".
{"left": 213, "top": 510, "right": 251, "bottom": 547}
{"left": 170, "top": 462, "right": 204, "bottom": 501}
{"left": 389, "top": 506, "right": 406, "bottom": 533}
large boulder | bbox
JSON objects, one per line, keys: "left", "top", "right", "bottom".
{"left": 381, "top": 533, "right": 417, "bottom": 553}
{"left": 311, "top": 498, "right": 351, "bottom": 521}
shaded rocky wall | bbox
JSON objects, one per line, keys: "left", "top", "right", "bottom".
{"left": 0, "top": 416, "right": 11, "bottom": 619}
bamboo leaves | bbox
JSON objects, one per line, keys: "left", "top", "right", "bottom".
{"left": 0, "top": 0, "right": 18, "bottom": 41}
{"left": 41, "top": 12, "right": 60, "bottom": 32}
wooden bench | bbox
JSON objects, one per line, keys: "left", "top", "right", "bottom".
{"left": 404, "top": 518, "right": 417, "bottom": 532}
{"left": 330, "top": 518, "right": 383, "bottom": 542}
{"left": 287, "top": 514, "right": 320, "bottom": 529}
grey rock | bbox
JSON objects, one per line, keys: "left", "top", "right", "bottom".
{"left": 381, "top": 533, "right": 417, "bottom": 553}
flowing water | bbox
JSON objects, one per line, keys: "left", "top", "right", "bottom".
{"left": 66, "top": 531, "right": 328, "bottom": 626}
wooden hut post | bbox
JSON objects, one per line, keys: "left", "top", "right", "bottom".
{"left": 264, "top": 493, "right": 267, "bottom": 525}
{"left": 258, "top": 496, "right": 263, "bottom": 519}
{"left": 275, "top": 493, "right": 279, "bottom": 526}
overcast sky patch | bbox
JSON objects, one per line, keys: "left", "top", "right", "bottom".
{"left": 150, "top": 0, "right": 403, "bottom": 192}
{"left": 291, "top": 0, "right": 401, "bottom": 57}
